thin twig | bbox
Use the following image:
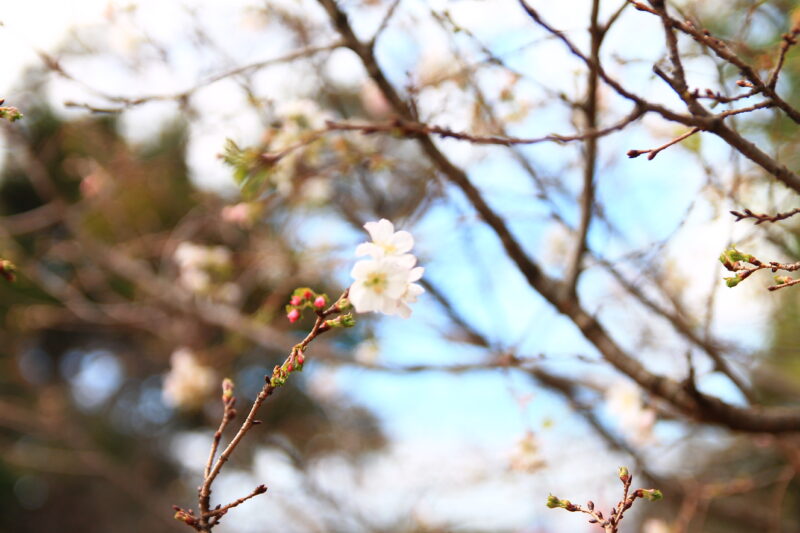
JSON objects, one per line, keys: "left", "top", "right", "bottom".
{"left": 325, "top": 107, "right": 644, "bottom": 147}
{"left": 628, "top": 0, "right": 800, "bottom": 124}
{"left": 204, "top": 380, "right": 237, "bottom": 481}
{"left": 195, "top": 291, "right": 349, "bottom": 531}
{"left": 767, "top": 24, "right": 800, "bottom": 89}
{"left": 730, "top": 207, "right": 800, "bottom": 225}
{"left": 58, "top": 43, "right": 343, "bottom": 112}
{"left": 627, "top": 127, "right": 699, "bottom": 160}
{"left": 563, "top": 0, "right": 602, "bottom": 297}
{"left": 206, "top": 485, "right": 267, "bottom": 525}
{"left": 518, "top": 0, "right": 800, "bottom": 194}
{"left": 369, "top": 0, "right": 402, "bottom": 48}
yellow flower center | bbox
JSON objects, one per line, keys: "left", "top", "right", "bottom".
{"left": 364, "top": 272, "right": 388, "bottom": 293}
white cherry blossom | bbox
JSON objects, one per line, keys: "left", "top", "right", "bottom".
{"left": 349, "top": 219, "right": 424, "bottom": 318}
{"left": 392, "top": 265, "right": 425, "bottom": 318}
{"left": 355, "top": 218, "right": 414, "bottom": 259}
{"left": 350, "top": 256, "right": 413, "bottom": 315}
{"left": 173, "top": 242, "right": 238, "bottom": 302}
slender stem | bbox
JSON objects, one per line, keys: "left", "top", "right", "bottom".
{"left": 563, "top": 0, "right": 602, "bottom": 297}
{"left": 323, "top": 107, "right": 644, "bottom": 147}
{"left": 196, "top": 291, "right": 348, "bottom": 530}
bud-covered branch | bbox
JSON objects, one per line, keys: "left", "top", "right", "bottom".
{"left": 546, "top": 467, "right": 662, "bottom": 532}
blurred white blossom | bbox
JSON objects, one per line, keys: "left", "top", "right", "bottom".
{"left": 642, "top": 518, "right": 672, "bottom": 533}
{"left": 417, "top": 47, "right": 460, "bottom": 87}
{"left": 162, "top": 348, "right": 216, "bottom": 410}
{"left": 299, "top": 177, "right": 332, "bottom": 205}
{"left": 221, "top": 202, "right": 259, "bottom": 228}
{"left": 361, "top": 80, "right": 391, "bottom": 118}
{"left": 540, "top": 223, "right": 574, "bottom": 271}
{"left": 354, "top": 339, "right": 380, "bottom": 365}
{"left": 605, "top": 381, "right": 657, "bottom": 445}
{"left": 275, "top": 99, "right": 329, "bottom": 132}
{"left": 509, "top": 431, "right": 545, "bottom": 473}
{"left": 267, "top": 99, "right": 332, "bottom": 197}
{"left": 174, "top": 242, "right": 239, "bottom": 303}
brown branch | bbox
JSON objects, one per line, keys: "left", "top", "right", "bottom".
{"left": 194, "top": 292, "right": 349, "bottom": 531}
{"left": 767, "top": 466, "right": 796, "bottom": 533}
{"left": 517, "top": 0, "right": 698, "bottom": 127}
{"left": 602, "top": 1, "right": 629, "bottom": 35}
{"left": 720, "top": 247, "right": 800, "bottom": 292}
{"left": 697, "top": 87, "right": 758, "bottom": 104}
{"left": 730, "top": 207, "right": 800, "bottom": 225}
{"left": 0, "top": 201, "right": 65, "bottom": 234}
{"left": 715, "top": 100, "right": 775, "bottom": 118}
{"left": 206, "top": 485, "right": 267, "bottom": 525}
{"left": 519, "top": 0, "right": 800, "bottom": 196}
{"left": 321, "top": 0, "right": 800, "bottom": 433}
{"left": 203, "top": 380, "right": 237, "bottom": 482}
{"left": 595, "top": 255, "right": 756, "bottom": 404}
{"left": 767, "top": 24, "right": 800, "bottom": 89}
{"left": 59, "top": 42, "right": 343, "bottom": 112}
{"left": 767, "top": 277, "right": 800, "bottom": 292}
{"left": 563, "top": 0, "right": 602, "bottom": 298}
{"left": 627, "top": 127, "right": 699, "bottom": 160}
{"left": 324, "top": 107, "right": 644, "bottom": 146}
{"left": 652, "top": 0, "right": 707, "bottom": 118}
{"left": 0, "top": 397, "right": 185, "bottom": 532}
{"left": 368, "top": 0, "right": 402, "bottom": 48}
{"left": 548, "top": 468, "right": 662, "bottom": 532}
{"left": 629, "top": 0, "right": 800, "bottom": 124}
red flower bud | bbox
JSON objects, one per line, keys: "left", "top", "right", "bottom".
{"left": 296, "top": 351, "right": 305, "bottom": 365}
{"left": 303, "top": 290, "right": 313, "bottom": 300}
{"left": 287, "top": 309, "right": 300, "bottom": 323}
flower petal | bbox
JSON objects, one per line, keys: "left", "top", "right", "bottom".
{"left": 390, "top": 230, "right": 414, "bottom": 254}
{"left": 408, "top": 266, "right": 424, "bottom": 282}
{"left": 351, "top": 259, "right": 377, "bottom": 279}
{"left": 404, "top": 283, "right": 424, "bottom": 303}
{"left": 355, "top": 242, "right": 382, "bottom": 258}
{"left": 387, "top": 254, "right": 417, "bottom": 270}
{"left": 395, "top": 302, "right": 412, "bottom": 318}
{"left": 364, "top": 219, "right": 394, "bottom": 243}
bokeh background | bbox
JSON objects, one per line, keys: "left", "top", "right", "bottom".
{"left": 1, "top": 1, "right": 799, "bottom": 532}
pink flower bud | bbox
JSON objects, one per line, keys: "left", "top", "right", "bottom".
{"left": 296, "top": 351, "right": 305, "bottom": 365}
{"left": 290, "top": 296, "right": 302, "bottom": 306}
{"left": 313, "top": 296, "right": 326, "bottom": 308}
{"left": 287, "top": 309, "right": 300, "bottom": 323}
{"left": 222, "top": 378, "right": 235, "bottom": 400}
{"left": 286, "top": 362, "right": 294, "bottom": 373}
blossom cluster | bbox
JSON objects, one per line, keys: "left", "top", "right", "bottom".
{"left": 174, "top": 242, "right": 239, "bottom": 303}
{"left": 162, "top": 348, "right": 216, "bottom": 410}
{"left": 349, "top": 219, "right": 424, "bottom": 318}
{"left": 285, "top": 287, "right": 328, "bottom": 323}
{"left": 268, "top": 99, "right": 332, "bottom": 201}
